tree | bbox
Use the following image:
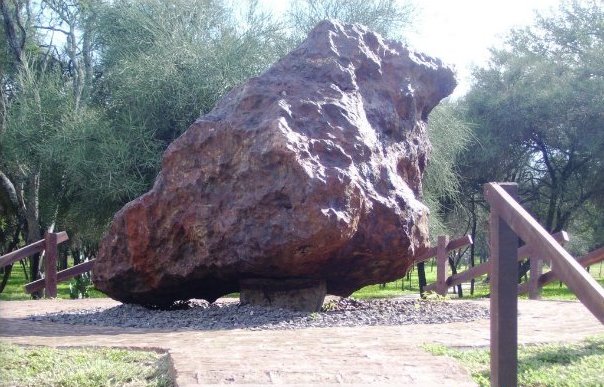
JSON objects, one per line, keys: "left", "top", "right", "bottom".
{"left": 465, "top": 1, "right": 604, "bottom": 241}
{"left": 419, "top": 101, "right": 472, "bottom": 295}
{"left": 94, "top": 0, "right": 286, "bottom": 147}
{"left": 287, "top": 0, "right": 415, "bottom": 41}
{"left": 460, "top": 0, "right": 604, "bottom": 283}
{"left": 0, "top": 0, "right": 161, "bottom": 292}
{"left": 423, "top": 101, "right": 472, "bottom": 237}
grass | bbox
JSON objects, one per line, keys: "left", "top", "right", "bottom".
{"left": 351, "top": 260, "right": 604, "bottom": 301}
{"left": 0, "top": 342, "right": 172, "bottom": 387}
{"left": 424, "top": 335, "right": 604, "bottom": 387}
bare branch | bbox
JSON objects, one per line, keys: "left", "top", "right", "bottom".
{"left": 34, "top": 24, "right": 69, "bottom": 35}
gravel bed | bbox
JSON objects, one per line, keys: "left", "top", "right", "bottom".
{"left": 28, "top": 298, "right": 489, "bottom": 331}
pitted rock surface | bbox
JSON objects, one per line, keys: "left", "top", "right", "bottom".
{"left": 93, "top": 20, "right": 456, "bottom": 305}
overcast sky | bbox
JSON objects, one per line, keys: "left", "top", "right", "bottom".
{"left": 258, "top": 0, "right": 564, "bottom": 97}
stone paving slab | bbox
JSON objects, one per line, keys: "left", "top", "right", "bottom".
{"left": 1, "top": 298, "right": 602, "bottom": 386}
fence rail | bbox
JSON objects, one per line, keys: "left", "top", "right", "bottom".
{"left": 414, "top": 234, "right": 473, "bottom": 263}
{"left": 422, "top": 231, "right": 570, "bottom": 295}
{"left": 0, "top": 232, "right": 68, "bottom": 269}
{"left": 518, "top": 246, "right": 604, "bottom": 296}
{"left": 0, "top": 231, "right": 75, "bottom": 298}
{"left": 24, "top": 259, "right": 96, "bottom": 294}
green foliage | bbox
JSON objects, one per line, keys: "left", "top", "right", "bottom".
{"left": 2, "top": 60, "right": 70, "bottom": 172}
{"left": 287, "top": 0, "right": 415, "bottom": 41}
{"left": 0, "top": 342, "right": 172, "bottom": 386}
{"left": 0, "top": 56, "right": 159, "bottom": 241}
{"left": 52, "top": 106, "right": 160, "bottom": 240}
{"left": 464, "top": 1, "right": 604, "bottom": 241}
{"left": 95, "top": 0, "right": 286, "bottom": 146}
{"left": 69, "top": 272, "right": 91, "bottom": 299}
{"left": 424, "top": 335, "right": 604, "bottom": 387}
{"left": 423, "top": 102, "right": 472, "bottom": 239}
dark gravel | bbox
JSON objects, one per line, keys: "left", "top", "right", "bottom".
{"left": 28, "top": 298, "right": 489, "bottom": 331}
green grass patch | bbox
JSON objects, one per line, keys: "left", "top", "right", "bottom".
{"left": 0, "top": 342, "right": 172, "bottom": 386}
{"left": 424, "top": 335, "right": 604, "bottom": 387}
{"left": 0, "top": 263, "right": 106, "bottom": 301}
{"left": 527, "top": 277, "right": 604, "bottom": 300}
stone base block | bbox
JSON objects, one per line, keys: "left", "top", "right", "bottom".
{"left": 239, "top": 278, "right": 326, "bottom": 312}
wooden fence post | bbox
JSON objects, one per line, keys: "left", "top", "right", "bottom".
{"left": 44, "top": 232, "right": 58, "bottom": 298}
{"left": 528, "top": 255, "right": 543, "bottom": 300}
{"left": 436, "top": 235, "right": 449, "bottom": 296}
{"left": 487, "top": 182, "right": 518, "bottom": 387}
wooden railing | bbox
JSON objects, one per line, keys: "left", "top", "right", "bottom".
{"left": 414, "top": 234, "right": 473, "bottom": 264}
{"left": 0, "top": 231, "right": 96, "bottom": 298}
{"left": 0, "top": 232, "right": 69, "bottom": 269}
{"left": 24, "top": 259, "right": 96, "bottom": 294}
{"left": 484, "top": 182, "right": 604, "bottom": 387}
{"left": 422, "top": 231, "right": 571, "bottom": 296}
{"left": 518, "top": 245, "right": 604, "bottom": 297}
{"left": 0, "top": 232, "right": 69, "bottom": 298}
{"left": 414, "top": 234, "right": 472, "bottom": 296}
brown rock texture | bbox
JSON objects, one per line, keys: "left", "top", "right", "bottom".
{"left": 92, "top": 20, "right": 456, "bottom": 306}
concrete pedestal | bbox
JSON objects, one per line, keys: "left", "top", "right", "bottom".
{"left": 239, "top": 278, "right": 326, "bottom": 312}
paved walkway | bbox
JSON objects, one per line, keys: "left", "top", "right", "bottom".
{"left": 0, "top": 298, "right": 602, "bottom": 386}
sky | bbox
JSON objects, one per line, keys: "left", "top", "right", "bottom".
{"left": 405, "top": 0, "right": 563, "bottom": 97}
{"left": 258, "top": 0, "right": 564, "bottom": 98}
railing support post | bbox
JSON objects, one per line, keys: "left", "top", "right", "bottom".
{"left": 488, "top": 182, "right": 518, "bottom": 387}
{"left": 44, "top": 232, "right": 58, "bottom": 298}
{"left": 528, "top": 255, "right": 543, "bottom": 300}
{"left": 436, "top": 235, "right": 449, "bottom": 296}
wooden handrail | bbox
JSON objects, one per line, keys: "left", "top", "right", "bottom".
{"left": 0, "top": 231, "right": 68, "bottom": 268}
{"left": 415, "top": 234, "right": 473, "bottom": 263}
{"left": 25, "top": 259, "right": 96, "bottom": 294}
{"left": 485, "top": 183, "right": 604, "bottom": 323}
{"left": 445, "top": 231, "right": 569, "bottom": 288}
{"left": 519, "top": 246, "right": 604, "bottom": 295}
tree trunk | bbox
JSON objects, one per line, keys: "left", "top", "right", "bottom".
{"left": 417, "top": 262, "right": 427, "bottom": 297}
{"left": 59, "top": 248, "right": 68, "bottom": 270}
{"left": 470, "top": 194, "right": 477, "bottom": 295}
{"left": 0, "top": 171, "right": 18, "bottom": 213}
{"left": 73, "top": 248, "right": 81, "bottom": 265}
{"left": 0, "top": 223, "right": 22, "bottom": 293}
{"left": 22, "top": 173, "right": 42, "bottom": 298}
{"left": 19, "top": 259, "right": 28, "bottom": 281}
{"left": 448, "top": 255, "right": 462, "bottom": 297}
{"left": 0, "top": 264, "right": 13, "bottom": 293}
{"left": 0, "top": 0, "right": 26, "bottom": 65}
{"left": 82, "top": 14, "right": 94, "bottom": 103}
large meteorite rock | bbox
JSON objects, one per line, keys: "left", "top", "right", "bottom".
{"left": 93, "top": 20, "right": 456, "bottom": 306}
